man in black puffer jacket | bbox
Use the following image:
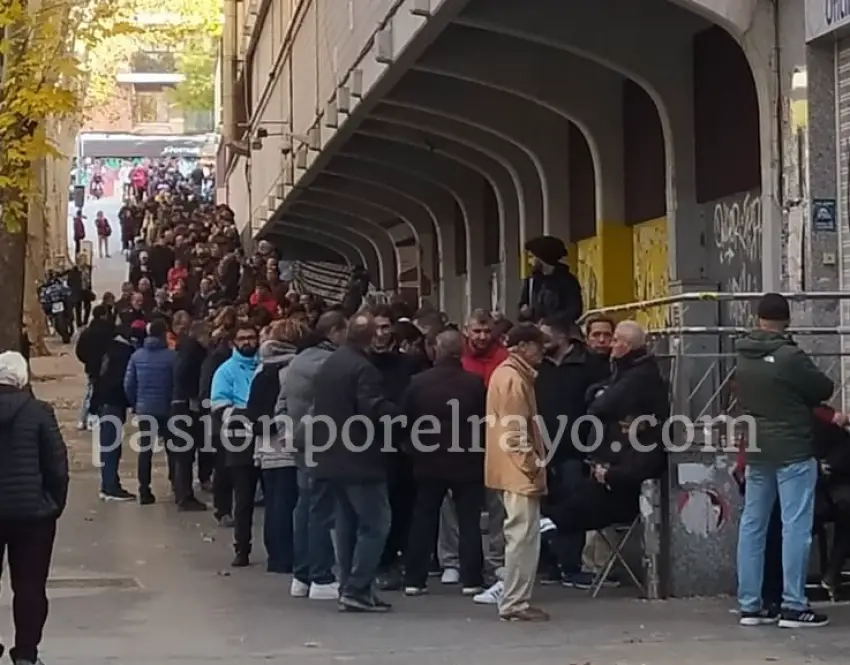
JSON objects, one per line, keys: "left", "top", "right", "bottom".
{"left": 0, "top": 351, "right": 69, "bottom": 665}
{"left": 172, "top": 319, "right": 211, "bottom": 511}
{"left": 549, "top": 320, "right": 667, "bottom": 536}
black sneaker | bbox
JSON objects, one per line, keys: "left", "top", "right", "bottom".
{"left": 100, "top": 488, "right": 136, "bottom": 502}
{"left": 139, "top": 490, "right": 156, "bottom": 506}
{"left": 540, "top": 567, "right": 563, "bottom": 586}
{"left": 370, "top": 592, "right": 392, "bottom": 611}
{"left": 778, "top": 608, "right": 829, "bottom": 628}
{"left": 339, "top": 593, "right": 386, "bottom": 613}
{"left": 376, "top": 568, "right": 402, "bottom": 591}
{"left": 739, "top": 608, "right": 779, "bottom": 626}
{"left": 178, "top": 497, "right": 208, "bottom": 512}
{"left": 231, "top": 552, "right": 250, "bottom": 568}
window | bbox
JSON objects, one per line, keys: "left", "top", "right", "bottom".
{"left": 134, "top": 91, "right": 172, "bottom": 124}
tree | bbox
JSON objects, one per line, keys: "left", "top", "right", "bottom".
{"left": 0, "top": 0, "right": 137, "bottom": 353}
{"left": 170, "top": 36, "right": 216, "bottom": 114}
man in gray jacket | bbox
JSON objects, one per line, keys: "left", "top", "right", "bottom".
{"left": 283, "top": 310, "right": 348, "bottom": 601}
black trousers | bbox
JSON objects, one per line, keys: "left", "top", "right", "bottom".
{"left": 0, "top": 518, "right": 57, "bottom": 663}
{"left": 212, "top": 442, "right": 234, "bottom": 519}
{"left": 404, "top": 480, "right": 484, "bottom": 588}
{"left": 172, "top": 414, "right": 200, "bottom": 505}
{"left": 380, "top": 455, "right": 417, "bottom": 569}
{"left": 550, "top": 478, "right": 638, "bottom": 534}
{"left": 73, "top": 299, "right": 91, "bottom": 328}
{"left": 232, "top": 466, "right": 261, "bottom": 555}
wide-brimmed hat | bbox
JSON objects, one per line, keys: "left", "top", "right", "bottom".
{"left": 525, "top": 235, "right": 567, "bottom": 265}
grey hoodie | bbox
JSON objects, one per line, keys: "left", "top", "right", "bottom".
{"left": 280, "top": 339, "right": 337, "bottom": 454}
{"left": 253, "top": 340, "right": 298, "bottom": 470}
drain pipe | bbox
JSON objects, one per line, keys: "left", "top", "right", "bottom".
{"left": 221, "top": 0, "right": 238, "bottom": 153}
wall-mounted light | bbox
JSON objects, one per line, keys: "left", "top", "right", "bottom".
{"left": 792, "top": 67, "right": 807, "bottom": 91}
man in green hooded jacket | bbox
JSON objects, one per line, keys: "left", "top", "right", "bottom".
{"left": 734, "top": 293, "right": 833, "bottom": 629}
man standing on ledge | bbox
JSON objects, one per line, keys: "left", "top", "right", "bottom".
{"left": 518, "top": 235, "right": 582, "bottom": 324}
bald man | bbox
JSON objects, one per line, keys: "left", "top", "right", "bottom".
{"left": 548, "top": 320, "right": 667, "bottom": 543}
{"left": 399, "top": 330, "right": 487, "bottom": 596}
{"left": 312, "top": 311, "right": 400, "bottom": 612}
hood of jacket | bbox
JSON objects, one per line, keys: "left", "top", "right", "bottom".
{"left": 258, "top": 340, "right": 297, "bottom": 366}
{"left": 0, "top": 386, "right": 31, "bottom": 426}
{"left": 734, "top": 329, "right": 793, "bottom": 359}
{"left": 500, "top": 352, "right": 538, "bottom": 382}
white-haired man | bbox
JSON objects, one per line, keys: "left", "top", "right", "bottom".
{"left": 548, "top": 321, "right": 667, "bottom": 547}
{"left": 0, "top": 351, "right": 69, "bottom": 665}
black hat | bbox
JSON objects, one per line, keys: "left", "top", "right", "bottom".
{"left": 756, "top": 293, "right": 790, "bottom": 322}
{"left": 524, "top": 235, "right": 567, "bottom": 266}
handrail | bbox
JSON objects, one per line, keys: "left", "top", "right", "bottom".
{"left": 580, "top": 290, "right": 850, "bottom": 322}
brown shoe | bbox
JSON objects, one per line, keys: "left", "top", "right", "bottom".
{"left": 500, "top": 606, "right": 550, "bottom": 622}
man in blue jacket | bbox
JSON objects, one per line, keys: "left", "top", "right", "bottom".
{"left": 211, "top": 321, "right": 260, "bottom": 567}
{"left": 124, "top": 319, "right": 176, "bottom": 505}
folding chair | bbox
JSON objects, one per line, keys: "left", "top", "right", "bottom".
{"left": 588, "top": 516, "right": 646, "bottom": 598}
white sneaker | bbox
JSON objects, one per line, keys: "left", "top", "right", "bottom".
{"left": 462, "top": 586, "right": 483, "bottom": 596}
{"left": 308, "top": 581, "right": 339, "bottom": 600}
{"left": 441, "top": 568, "right": 460, "bottom": 585}
{"left": 290, "top": 578, "right": 309, "bottom": 598}
{"left": 473, "top": 580, "right": 504, "bottom": 605}
{"left": 539, "top": 517, "right": 557, "bottom": 534}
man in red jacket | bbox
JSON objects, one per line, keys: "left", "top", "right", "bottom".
{"left": 461, "top": 309, "right": 508, "bottom": 386}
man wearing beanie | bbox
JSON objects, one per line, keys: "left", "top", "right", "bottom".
{"left": 519, "top": 235, "right": 582, "bottom": 324}
{"left": 734, "top": 292, "right": 834, "bottom": 628}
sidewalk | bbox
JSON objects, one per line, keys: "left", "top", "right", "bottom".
{"left": 8, "top": 348, "right": 849, "bottom": 665}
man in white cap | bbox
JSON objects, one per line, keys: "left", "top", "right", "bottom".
{"left": 0, "top": 351, "right": 69, "bottom": 664}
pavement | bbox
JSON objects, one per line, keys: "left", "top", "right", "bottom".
{"left": 7, "top": 200, "right": 839, "bottom": 664}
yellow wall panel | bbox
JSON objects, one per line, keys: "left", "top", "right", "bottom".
{"left": 575, "top": 236, "right": 601, "bottom": 310}
{"left": 597, "top": 223, "right": 633, "bottom": 306}
{"left": 632, "top": 217, "right": 669, "bottom": 328}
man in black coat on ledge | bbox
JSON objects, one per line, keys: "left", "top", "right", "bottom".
{"left": 312, "top": 311, "right": 399, "bottom": 613}
{"left": 519, "top": 235, "right": 583, "bottom": 324}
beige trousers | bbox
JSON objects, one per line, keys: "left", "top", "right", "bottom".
{"left": 499, "top": 491, "right": 540, "bottom": 615}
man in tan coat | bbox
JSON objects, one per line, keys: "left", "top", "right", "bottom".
{"left": 485, "top": 323, "right": 548, "bottom": 621}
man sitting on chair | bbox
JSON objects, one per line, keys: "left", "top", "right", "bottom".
{"left": 548, "top": 320, "right": 667, "bottom": 540}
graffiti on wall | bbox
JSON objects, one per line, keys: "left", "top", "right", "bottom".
{"left": 712, "top": 192, "right": 762, "bottom": 326}
{"left": 575, "top": 236, "right": 600, "bottom": 311}
{"left": 632, "top": 218, "right": 669, "bottom": 329}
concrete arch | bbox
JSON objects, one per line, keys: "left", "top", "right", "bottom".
{"left": 288, "top": 201, "right": 400, "bottom": 289}
{"left": 278, "top": 215, "right": 380, "bottom": 277}
{"left": 385, "top": 71, "right": 572, "bottom": 247}
{"left": 343, "top": 132, "right": 493, "bottom": 316}
{"left": 308, "top": 172, "right": 437, "bottom": 299}
{"left": 454, "top": 0, "right": 706, "bottom": 282}
{"left": 323, "top": 155, "right": 460, "bottom": 314}
{"left": 359, "top": 115, "right": 521, "bottom": 311}
{"left": 267, "top": 223, "right": 360, "bottom": 266}
{"left": 263, "top": 227, "right": 350, "bottom": 265}
{"left": 417, "top": 25, "right": 625, "bottom": 225}
{"left": 370, "top": 103, "right": 542, "bottom": 311}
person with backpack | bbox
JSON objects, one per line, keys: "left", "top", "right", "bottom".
{"left": 95, "top": 211, "right": 112, "bottom": 258}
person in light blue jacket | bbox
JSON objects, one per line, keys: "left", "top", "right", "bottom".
{"left": 210, "top": 321, "right": 260, "bottom": 567}
{"left": 123, "top": 319, "right": 175, "bottom": 505}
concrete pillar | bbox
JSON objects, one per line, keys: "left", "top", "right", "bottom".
{"left": 373, "top": 103, "right": 536, "bottom": 312}
{"left": 325, "top": 154, "right": 458, "bottom": 315}
{"left": 276, "top": 221, "right": 367, "bottom": 268}
{"left": 288, "top": 202, "right": 399, "bottom": 290}
{"left": 362, "top": 117, "right": 521, "bottom": 313}
{"left": 310, "top": 173, "right": 436, "bottom": 302}
{"left": 346, "top": 132, "right": 492, "bottom": 317}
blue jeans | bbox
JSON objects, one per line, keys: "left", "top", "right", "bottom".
{"left": 332, "top": 480, "right": 391, "bottom": 597}
{"left": 97, "top": 405, "right": 126, "bottom": 493}
{"left": 292, "top": 468, "right": 336, "bottom": 585}
{"left": 79, "top": 377, "right": 93, "bottom": 425}
{"left": 262, "top": 467, "right": 298, "bottom": 572}
{"left": 737, "top": 458, "right": 817, "bottom": 612}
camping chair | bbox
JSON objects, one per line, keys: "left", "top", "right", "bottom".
{"left": 589, "top": 516, "right": 646, "bottom": 598}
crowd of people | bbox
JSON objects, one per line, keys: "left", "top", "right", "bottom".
{"left": 1, "top": 159, "right": 848, "bottom": 663}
